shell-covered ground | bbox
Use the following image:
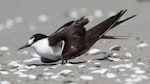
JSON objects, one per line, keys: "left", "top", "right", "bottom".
{"left": 0, "top": 0, "right": 150, "bottom": 84}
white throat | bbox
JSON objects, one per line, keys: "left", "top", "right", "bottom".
{"left": 31, "top": 38, "right": 63, "bottom": 61}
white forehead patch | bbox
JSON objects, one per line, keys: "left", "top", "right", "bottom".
{"left": 28, "top": 37, "right": 35, "bottom": 45}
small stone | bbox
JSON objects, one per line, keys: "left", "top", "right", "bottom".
{"left": 86, "top": 48, "right": 101, "bottom": 55}
{"left": 125, "top": 52, "right": 132, "bottom": 57}
{"left": 106, "top": 73, "right": 116, "bottom": 78}
{"left": 0, "top": 46, "right": 9, "bottom": 51}
{"left": 77, "top": 64, "right": 86, "bottom": 68}
{"left": 28, "top": 74, "right": 37, "bottom": 80}
{"left": 80, "top": 75, "right": 94, "bottom": 80}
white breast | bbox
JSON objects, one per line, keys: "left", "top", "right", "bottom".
{"left": 31, "top": 38, "right": 62, "bottom": 61}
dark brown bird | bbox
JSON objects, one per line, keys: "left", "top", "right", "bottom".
{"left": 18, "top": 10, "right": 136, "bottom": 64}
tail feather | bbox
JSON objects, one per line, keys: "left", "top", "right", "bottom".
{"left": 86, "top": 10, "right": 128, "bottom": 47}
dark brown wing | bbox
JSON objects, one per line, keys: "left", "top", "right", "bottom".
{"left": 61, "top": 17, "right": 88, "bottom": 60}
{"left": 86, "top": 10, "right": 135, "bottom": 48}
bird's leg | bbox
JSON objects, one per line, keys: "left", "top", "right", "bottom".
{"left": 61, "top": 59, "right": 68, "bottom": 64}
{"left": 65, "top": 60, "right": 68, "bottom": 64}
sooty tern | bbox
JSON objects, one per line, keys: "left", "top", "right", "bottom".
{"left": 18, "top": 10, "right": 136, "bottom": 64}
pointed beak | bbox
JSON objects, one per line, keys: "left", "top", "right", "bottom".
{"left": 17, "top": 43, "right": 30, "bottom": 51}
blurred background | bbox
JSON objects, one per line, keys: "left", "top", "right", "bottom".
{"left": 0, "top": 0, "right": 149, "bottom": 50}
{"left": 0, "top": 0, "right": 150, "bottom": 84}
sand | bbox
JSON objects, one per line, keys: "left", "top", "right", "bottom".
{"left": 0, "top": 0, "right": 150, "bottom": 84}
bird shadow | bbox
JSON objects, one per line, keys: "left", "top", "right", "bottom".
{"left": 27, "top": 53, "right": 113, "bottom": 66}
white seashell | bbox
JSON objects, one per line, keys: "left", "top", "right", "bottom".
{"left": 65, "top": 63, "right": 74, "bottom": 66}
{"left": 86, "top": 48, "right": 100, "bottom": 55}
{"left": 58, "top": 69, "right": 72, "bottom": 75}
{"left": 109, "top": 45, "right": 121, "bottom": 51}
{"left": 43, "top": 72, "right": 54, "bottom": 76}
{"left": 38, "top": 15, "right": 48, "bottom": 22}
{"left": 5, "top": 19, "right": 14, "bottom": 29}
{"left": 139, "top": 75, "right": 148, "bottom": 79}
{"left": 106, "top": 73, "right": 116, "bottom": 78}
{"left": 8, "top": 61, "right": 21, "bottom": 67}
{"left": 18, "top": 73, "right": 28, "bottom": 78}
{"left": 27, "top": 65, "right": 37, "bottom": 70}
{"left": 136, "top": 42, "right": 149, "bottom": 48}
{"left": 50, "top": 74, "right": 62, "bottom": 79}
{"left": 137, "top": 62, "right": 145, "bottom": 65}
{"left": 110, "top": 63, "right": 133, "bottom": 69}
{"left": 43, "top": 68, "right": 49, "bottom": 71}
{"left": 134, "top": 69, "right": 146, "bottom": 74}
{"left": 119, "top": 68, "right": 126, "bottom": 72}
{"left": 94, "top": 62, "right": 101, "bottom": 65}
{"left": 93, "top": 9, "right": 103, "bottom": 18}
{"left": 77, "top": 64, "right": 86, "bottom": 68}
{"left": 0, "top": 71, "right": 9, "bottom": 74}
{"left": 88, "top": 67, "right": 96, "bottom": 71}
{"left": 108, "top": 58, "right": 121, "bottom": 61}
{"left": 125, "top": 52, "right": 132, "bottom": 57}
{"left": 0, "top": 46, "right": 9, "bottom": 51}
{"left": 130, "top": 74, "right": 138, "bottom": 78}
{"left": 28, "top": 74, "right": 37, "bottom": 80}
{"left": 80, "top": 75, "right": 94, "bottom": 80}
{"left": 91, "top": 68, "right": 108, "bottom": 74}
{"left": 0, "top": 81, "right": 10, "bottom": 84}
{"left": 23, "top": 58, "right": 40, "bottom": 62}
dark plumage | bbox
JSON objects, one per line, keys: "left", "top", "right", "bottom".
{"left": 49, "top": 10, "right": 136, "bottom": 64}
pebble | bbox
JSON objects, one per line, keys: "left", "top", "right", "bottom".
{"left": 0, "top": 81, "right": 10, "bottom": 84}
{"left": 8, "top": 61, "right": 21, "bottom": 68}
{"left": 106, "top": 73, "right": 116, "bottom": 78}
{"left": 77, "top": 64, "right": 86, "bottom": 68}
{"left": 91, "top": 68, "right": 108, "bottom": 74}
{"left": 0, "top": 46, "right": 9, "bottom": 51}
{"left": 59, "top": 69, "right": 72, "bottom": 76}
{"left": 125, "top": 52, "right": 132, "bottom": 58}
{"left": 79, "top": 75, "right": 94, "bottom": 80}
{"left": 134, "top": 69, "right": 146, "bottom": 74}
{"left": 28, "top": 74, "right": 37, "bottom": 80}
{"left": 88, "top": 67, "right": 96, "bottom": 71}
{"left": 0, "top": 71, "right": 9, "bottom": 74}
{"left": 5, "top": 19, "right": 14, "bottom": 29}
{"left": 86, "top": 48, "right": 101, "bottom": 55}
{"left": 43, "top": 72, "right": 54, "bottom": 76}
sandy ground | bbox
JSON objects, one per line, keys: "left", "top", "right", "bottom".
{"left": 0, "top": 0, "right": 150, "bottom": 84}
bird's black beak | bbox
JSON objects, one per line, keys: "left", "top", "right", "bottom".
{"left": 17, "top": 43, "right": 30, "bottom": 50}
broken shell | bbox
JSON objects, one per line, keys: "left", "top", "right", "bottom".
{"left": 109, "top": 45, "right": 121, "bottom": 51}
